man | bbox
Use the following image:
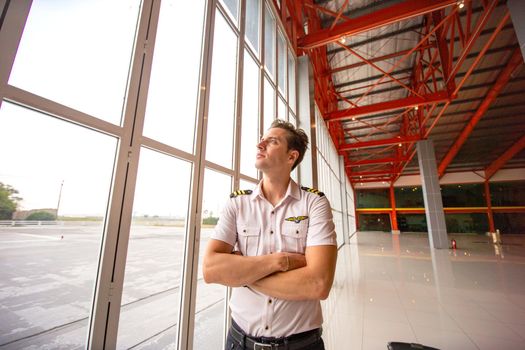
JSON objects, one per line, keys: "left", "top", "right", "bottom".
{"left": 203, "top": 119, "right": 337, "bottom": 350}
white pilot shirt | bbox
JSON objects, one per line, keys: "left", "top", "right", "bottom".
{"left": 211, "top": 179, "right": 337, "bottom": 338}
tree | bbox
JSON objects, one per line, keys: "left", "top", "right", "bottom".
{"left": 0, "top": 182, "right": 22, "bottom": 220}
{"left": 26, "top": 211, "right": 55, "bottom": 221}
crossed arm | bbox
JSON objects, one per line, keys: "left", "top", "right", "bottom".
{"left": 202, "top": 239, "right": 337, "bottom": 300}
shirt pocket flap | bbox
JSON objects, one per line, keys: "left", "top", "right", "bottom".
{"left": 239, "top": 226, "right": 260, "bottom": 237}
{"left": 282, "top": 222, "right": 308, "bottom": 238}
{"left": 237, "top": 226, "right": 260, "bottom": 256}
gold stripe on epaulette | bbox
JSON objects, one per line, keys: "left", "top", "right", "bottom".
{"left": 230, "top": 189, "right": 253, "bottom": 198}
{"left": 300, "top": 186, "right": 325, "bottom": 197}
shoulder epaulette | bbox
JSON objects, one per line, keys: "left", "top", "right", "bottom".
{"left": 301, "top": 186, "right": 325, "bottom": 197}
{"left": 230, "top": 189, "right": 253, "bottom": 198}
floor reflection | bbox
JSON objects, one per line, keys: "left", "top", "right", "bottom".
{"left": 322, "top": 231, "right": 525, "bottom": 350}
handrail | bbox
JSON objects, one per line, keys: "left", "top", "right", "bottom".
{"left": 0, "top": 220, "right": 62, "bottom": 226}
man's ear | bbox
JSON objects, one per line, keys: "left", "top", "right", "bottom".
{"left": 289, "top": 150, "right": 299, "bottom": 164}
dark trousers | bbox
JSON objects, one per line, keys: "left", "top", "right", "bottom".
{"left": 225, "top": 327, "right": 325, "bottom": 350}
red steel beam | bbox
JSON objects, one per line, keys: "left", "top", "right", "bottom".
{"left": 326, "top": 45, "right": 433, "bottom": 76}
{"left": 336, "top": 42, "right": 423, "bottom": 98}
{"left": 432, "top": 11, "right": 456, "bottom": 96}
{"left": 484, "top": 134, "right": 525, "bottom": 179}
{"left": 326, "top": 91, "right": 449, "bottom": 122}
{"left": 340, "top": 135, "right": 421, "bottom": 151}
{"left": 346, "top": 157, "right": 409, "bottom": 167}
{"left": 351, "top": 177, "right": 393, "bottom": 183}
{"left": 298, "top": 0, "right": 458, "bottom": 50}
{"left": 350, "top": 169, "right": 402, "bottom": 177}
{"left": 437, "top": 48, "right": 523, "bottom": 177}
{"left": 447, "top": 0, "right": 498, "bottom": 84}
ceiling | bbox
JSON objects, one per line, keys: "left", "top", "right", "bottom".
{"left": 278, "top": 0, "right": 525, "bottom": 185}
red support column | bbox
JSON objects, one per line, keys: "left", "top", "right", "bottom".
{"left": 484, "top": 181, "right": 496, "bottom": 233}
{"left": 390, "top": 185, "right": 399, "bottom": 233}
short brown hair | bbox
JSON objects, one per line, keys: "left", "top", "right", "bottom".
{"left": 270, "top": 119, "right": 309, "bottom": 170}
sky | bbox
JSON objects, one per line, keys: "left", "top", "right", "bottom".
{"left": 0, "top": 0, "right": 295, "bottom": 217}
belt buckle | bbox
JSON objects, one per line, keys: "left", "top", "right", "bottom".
{"left": 253, "top": 342, "right": 273, "bottom": 350}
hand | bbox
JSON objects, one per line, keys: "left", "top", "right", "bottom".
{"left": 276, "top": 252, "right": 306, "bottom": 272}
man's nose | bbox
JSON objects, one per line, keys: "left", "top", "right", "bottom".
{"left": 257, "top": 140, "right": 266, "bottom": 149}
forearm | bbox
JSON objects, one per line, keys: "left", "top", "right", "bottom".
{"left": 203, "top": 252, "right": 283, "bottom": 287}
{"left": 251, "top": 245, "right": 337, "bottom": 301}
{"left": 250, "top": 266, "right": 331, "bottom": 301}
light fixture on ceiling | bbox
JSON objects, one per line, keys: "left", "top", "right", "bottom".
{"left": 457, "top": 1, "right": 465, "bottom": 9}
{"left": 339, "top": 36, "right": 346, "bottom": 44}
{"left": 351, "top": 117, "right": 356, "bottom": 121}
{"left": 398, "top": 143, "right": 402, "bottom": 147}
{"left": 414, "top": 106, "right": 419, "bottom": 111}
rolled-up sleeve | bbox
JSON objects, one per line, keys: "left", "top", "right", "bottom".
{"left": 306, "top": 196, "right": 337, "bottom": 247}
{"left": 210, "top": 199, "right": 237, "bottom": 247}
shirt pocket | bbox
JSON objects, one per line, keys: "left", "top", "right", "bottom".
{"left": 281, "top": 221, "right": 308, "bottom": 254}
{"left": 237, "top": 226, "right": 260, "bottom": 256}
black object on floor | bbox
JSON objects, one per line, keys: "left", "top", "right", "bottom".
{"left": 387, "top": 342, "right": 440, "bottom": 350}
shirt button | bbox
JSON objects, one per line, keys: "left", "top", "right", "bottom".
{"left": 296, "top": 230, "right": 299, "bottom": 234}
{"left": 268, "top": 299, "right": 272, "bottom": 304}
{"left": 271, "top": 211, "right": 274, "bottom": 214}
{"left": 265, "top": 326, "right": 269, "bottom": 330}
{"left": 270, "top": 230, "right": 274, "bottom": 234}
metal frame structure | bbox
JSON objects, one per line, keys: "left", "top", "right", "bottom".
{"left": 269, "top": 0, "right": 524, "bottom": 233}
{"left": 272, "top": 0, "right": 524, "bottom": 186}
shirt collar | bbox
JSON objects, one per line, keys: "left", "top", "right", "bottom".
{"left": 251, "top": 179, "right": 301, "bottom": 202}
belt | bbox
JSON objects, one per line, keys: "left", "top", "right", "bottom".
{"left": 229, "top": 320, "right": 322, "bottom": 350}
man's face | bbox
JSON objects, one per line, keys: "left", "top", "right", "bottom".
{"left": 255, "top": 128, "right": 298, "bottom": 172}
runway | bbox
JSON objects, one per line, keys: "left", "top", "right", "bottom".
{"left": 0, "top": 224, "right": 224, "bottom": 349}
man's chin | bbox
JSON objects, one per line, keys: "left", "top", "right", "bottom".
{"left": 254, "top": 161, "right": 266, "bottom": 171}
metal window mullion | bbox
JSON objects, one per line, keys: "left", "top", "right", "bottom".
{"left": 228, "top": 0, "right": 247, "bottom": 341}
{"left": 0, "top": 0, "right": 32, "bottom": 109}
{"left": 233, "top": 0, "right": 246, "bottom": 189}
{"left": 339, "top": 156, "right": 350, "bottom": 245}
{"left": 87, "top": 0, "right": 161, "bottom": 348}
{"left": 4, "top": 85, "right": 124, "bottom": 138}
{"left": 259, "top": 0, "right": 265, "bottom": 177}
{"left": 176, "top": 0, "right": 217, "bottom": 348}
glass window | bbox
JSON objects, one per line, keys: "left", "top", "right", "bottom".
{"left": 357, "top": 214, "right": 391, "bottom": 231}
{"left": 490, "top": 181, "right": 525, "bottom": 206}
{"left": 245, "top": 0, "right": 261, "bottom": 56}
{"left": 117, "top": 148, "right": 191, "bottom": 348}
{"left": 395, "top": 186, "right": 424, "bottom": 207}
{"left": 193, "top": 169, "right": 232, "bottom": 350}
{"left": 396, "top": 214, "right": 428, "bottom": 232}
{"left": 441, "top": 183, "right": 484, "bottom": 207}
{"left": 0, "top": 102, "right": 116, "bottom": 347}
{"left": 277, "top": 96, "right": 286, "bottom": 119}
{"left": 264, "top": 5, "right": 276, "bottom": 80}
{"left": 240, "top": 179, "right": 258, "bottom": 190}
{"left": 206, "top": 12, "right": 238, "bottom": 169}
{"left": 142, "top": 0, "right": 206, "bottom": 154}
{"left": 288, "top": 50, "right": 296, "bottom": 112}
{"left": 277, "top": 30, "right": 287, "bottom": 95}
{"left": 240, "top": 51, "right": 260, "bottom": 179}
{"left": 263, "top": 77, "right": 275, "bottom": 132}
{"left": 220, "top": 0, "right": 239, "bottom": 24}
{"left": 356, "top": 189, "right": 390, "bottom": 208}
{"left": 494, "top": 213, "right": 525, "bottom": 234}
{"left": 8, "top": 0, "right": 141, "bottom": 125}
{"left": 445, "top": 213, "right": 488, "bottom": 234}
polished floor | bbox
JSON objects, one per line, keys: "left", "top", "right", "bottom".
{"left": 321, "top": 232, "right": 525, "bottom": 350}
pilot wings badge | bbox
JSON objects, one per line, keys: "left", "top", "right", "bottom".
{"left": 285, "top": 215, "right": 309, "bottom": 224}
